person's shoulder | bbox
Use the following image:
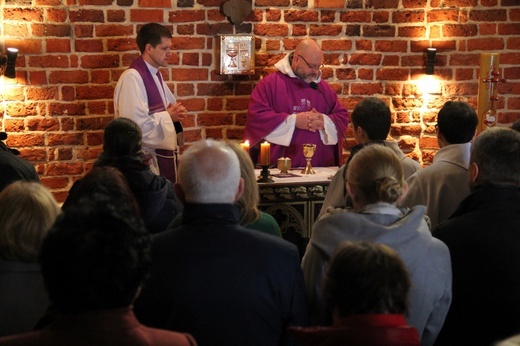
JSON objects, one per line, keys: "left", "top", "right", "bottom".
{"left": 251, "top": 212, "right": 282, "bottom": 237}
{"left": 0, "top": 331, "right": 42, "bottom": 345}
{"left": 139, "top": 326, "right": 197, "bottom": 346}
{"left": 116, "top": 68, "right": 143, "bottom": 84}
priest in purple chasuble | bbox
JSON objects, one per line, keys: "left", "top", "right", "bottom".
{"left": 245, "top": 39, "right": 349, "bottom": 168}
{"left": 114, "top": 23, "right": 186, "bottom": 184}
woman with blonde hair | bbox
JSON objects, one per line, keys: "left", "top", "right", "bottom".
{"left": 0, "top": 181, "right": 61, "bottom": 336}
{"left": 168, "top": 141, "right": 281, "bottom": 237}
{"left": 302, "top": 144, "right": 452, "bottom": 346}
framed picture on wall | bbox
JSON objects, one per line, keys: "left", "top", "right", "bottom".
{"left": 218, "top": 35, "right": 255, "bottom": 75}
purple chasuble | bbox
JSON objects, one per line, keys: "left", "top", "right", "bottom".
{"left": 129, "top": 56, "right": 176, "bottom": 183}
{"left": 245, "top": 71, "right": 349, "bottom": 168}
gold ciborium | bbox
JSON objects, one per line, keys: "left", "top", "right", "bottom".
{"left": 301, "top": 144, "right": 316, "bottom": 174}
{"left": 277, "top": 157, "right": 292, "bottom": 176}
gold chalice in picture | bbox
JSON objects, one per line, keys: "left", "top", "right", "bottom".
{"left": 226, "top": 43, "right": 238, "bottom": 68}
{"left": 301, "top": 144, "right": 316, "bottom": 174}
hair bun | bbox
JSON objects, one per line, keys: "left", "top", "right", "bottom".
{"left": 375, "top": 176, "right": 403, "bottom": 203}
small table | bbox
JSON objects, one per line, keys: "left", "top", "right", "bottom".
{"left": 255, "top": 166, "right": 338, "bottom": 257}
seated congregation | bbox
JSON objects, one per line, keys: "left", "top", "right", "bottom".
{"left": 1, "top": 102, "right": 520, "bottom": 346}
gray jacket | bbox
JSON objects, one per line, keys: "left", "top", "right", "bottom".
{"left": 302, "top": 204, "right": 452, "bottom": 346}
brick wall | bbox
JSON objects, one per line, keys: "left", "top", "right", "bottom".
{"left": 1, "top": 0, "right": 519, "bottom": 201}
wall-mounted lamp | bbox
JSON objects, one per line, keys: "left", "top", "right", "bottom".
{"left": 425, "top": 47, "right": 437, "bottom": 75}
{"left": 0, "top": 48, "right": 19, "bottom": 78}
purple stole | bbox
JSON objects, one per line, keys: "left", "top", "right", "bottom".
{"left": 129, "top": 57, "right": 176, "bottom": 183}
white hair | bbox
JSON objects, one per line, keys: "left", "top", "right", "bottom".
{"left": 177, "top": 139, "right": 241, "bottom": 203}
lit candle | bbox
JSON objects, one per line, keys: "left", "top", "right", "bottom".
{"left": 260, "top": 141, "right": 271, "bottom": 165}
{"left": 240, "top": 140, "right": 250, "bottom": 152}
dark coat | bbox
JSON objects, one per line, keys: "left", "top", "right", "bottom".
{"left": 433, "top": 185, "right": 520, "bottom": 345}
{"left": 0, "top": 147, "right": 40, "bottom": 192}
{"left": 134, "top": 203, "right": 309, "bottom": 346}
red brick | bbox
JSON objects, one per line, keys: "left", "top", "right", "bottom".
{"left": 95, "top": 24, "right": 134, "bottom": 37}
{"left": 107, "top": 10, "right": 126, "bottom": 22}
{"left": 26, "top": 87, "right": 59, "bottom": 100}
{"left": 398, "top": 26, "right": 427, "bottom": 38}
{"left": 6, "top": 133, "right": 46, "bottom": 147}
{"left": 392, "top": 10, "right": 424, "bottom": 23}
{"left": 32, "top": 23, "right": 71, "bottom": 36}
{"left": 47, "top": 162, "right": 84, "bottom": 176}
{"left": 309, "top": 24, "right": 342, "bottom": 36}
{"left": 130, "top": 9, "right": 164, "bottom": 22}
{"left": 3, "top": 8, "right": 44, "bottom": 21}
{"left": 442, "top": 24, "right": 478, "bottom": 37}
{"left": 375, "top": 40, "right": 408, "bottom": 52}
{"left": 254, "top": 24, "right": 289, "bottom": 37}
{"left": 467, "top": 38, "right": 505, "bottom": 51}
{"left": 3, "top": 24, "right": 30, "bottom": 37}
{"left": 348, "top": 53, "right": 382, "bottom": 66}
{"left": 80, "top": 54, "right": 119, "bottom": 68}
{"left": 376, "top": 68, "right": 409, "bottom": 81}
{"left": 427, "top": 9, "right": 460, "bottom": 23}
{"left": 169, "top": 10, "right": 205, "bottom": 22}
{"left": 369, "top": 0, "right": 398, "bottom": 8}
{"left": 362, "top": 25, "right": 396, "bottom": 37}
{"left": 226, "top": 98, "right": 250, "bottom": 111}
{"left": 139, "top": 0, "right": 170, "bottom": 6}
{"left": 75, "top": 39, "right": 104, "bottom": 52}
{"left": 172, "top": 37, "right": 205, "bottom": 50}
{"left": 339, "top": 10, "right": 371, "bottom": 22}
{"left": 46, "top": 39, "right": 71, "bottom": 52}
{"left": 79, "top": 0, "right": 113, "bottom": 4}
{"left": 402, "top": 0, "right": 427, "bottom": 8}
{"left": 169, "top": 68, "right": 208, "bottom": 82}
{"left": 498, "top": 23, "right": 520, "bottom": 35}
{"left": 469, "top": 9, "right": 507, "bottom": 22}
{"left": 75, "top": 86, "right": 113, "bottom": 100}
{"left": 351, "top": 83, "right": 384, "bottom": 95}
{"left": 284, "top": 10, "right": 319, "bottom": 22}
{"left": 69, "top": 9, "right": 105, "bottom": 22}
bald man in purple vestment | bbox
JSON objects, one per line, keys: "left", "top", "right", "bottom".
{"left": 245, "top": 39, "right": 349, "bottom": 168}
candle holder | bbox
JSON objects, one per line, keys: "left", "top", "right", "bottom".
{"left": 257, "top": 165, "right": 274, "bottom": 183}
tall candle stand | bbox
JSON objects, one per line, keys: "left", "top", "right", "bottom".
{"left": 257, "top": 165, "right": 274, "bottom": 183}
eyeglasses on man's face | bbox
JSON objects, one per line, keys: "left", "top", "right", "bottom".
{"left": 297, "top": 55, "right": 324, "bottom": 70}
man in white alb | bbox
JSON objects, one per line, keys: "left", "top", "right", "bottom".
{"left": 114, "top": 23, "right": 186, "bottom": 183}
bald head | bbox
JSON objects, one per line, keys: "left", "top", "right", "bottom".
{"left": 294, "top": 39, "right": 323, "bottom": 60}
{"left": 291, "top": 39, "right": 323, "bottom": 83}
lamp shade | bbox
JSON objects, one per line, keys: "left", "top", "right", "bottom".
{"left": 4, "top": 47, "right": 18, "bottom": 78}
{"left": 425, "top": 48, "right": 436, "bottom": 75}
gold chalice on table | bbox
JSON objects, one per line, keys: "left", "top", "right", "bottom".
{"left": 301, "top": 144, "right": 316, "bottom": 174}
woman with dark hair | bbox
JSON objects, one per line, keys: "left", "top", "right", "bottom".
{"left": 64, "top": 118, "right": 180, "bottom": 234}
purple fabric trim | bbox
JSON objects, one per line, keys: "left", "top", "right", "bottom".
{"left": 129, "top": 56, "right": 165, "bottom": 114}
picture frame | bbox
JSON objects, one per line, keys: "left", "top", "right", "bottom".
{"left": 217, "top": 34, "right": 255, "bottom": 75}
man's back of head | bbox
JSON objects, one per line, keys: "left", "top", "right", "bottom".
{"left": 470, "top": 127, "right": 520, "bottom": 188}
{"left": 351, "top": 97, "right": 391, "bottom": 142}
{"left": 437, "top": 101, "right": 479, "bottom": 144}
{"left": 41, "top": 193, "right": 151, "bottom": 313}
{"left": 177, "top": 139, "right": 241, "bottom": 204}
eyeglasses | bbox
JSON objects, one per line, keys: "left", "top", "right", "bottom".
{"left": 297, "top": 55, "right": 324, "bottom": 70}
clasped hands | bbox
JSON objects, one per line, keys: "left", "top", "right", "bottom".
{"left": 167, "top": 102, "right": 187, "bottom": 122}
{"left": 296, "top": 109, "right": 324, "bottom": 132}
